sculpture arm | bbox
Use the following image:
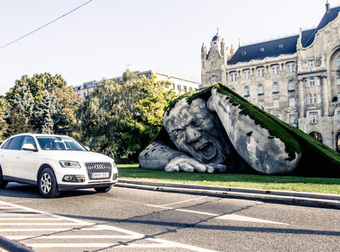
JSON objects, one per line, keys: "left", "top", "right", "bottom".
{"left": 139, "top": 141, "right": 226, "bottom": 173}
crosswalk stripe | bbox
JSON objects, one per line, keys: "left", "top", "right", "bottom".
{"left": 0, "top": 200, "right": 217, "bottom": 252}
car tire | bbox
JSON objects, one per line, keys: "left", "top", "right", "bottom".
{"left": 94, "top": 186, "right": 112, "bottom": 193}
{"left": 38, "top": 168, "right": 60, "bottom": 198}
{"left": 0, "top": 167, "right": 8, "bottom": 189}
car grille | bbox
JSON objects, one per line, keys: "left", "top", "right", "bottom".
{"left": 85, "top": 162, "right": 112, "bottom": 180}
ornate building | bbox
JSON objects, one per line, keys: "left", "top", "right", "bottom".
{"left": 201, "top": 2, "right": 340, "bottom": 152}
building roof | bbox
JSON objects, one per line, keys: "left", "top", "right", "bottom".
{"left": 228, "top": 4, "right": 340, "bottom": 65}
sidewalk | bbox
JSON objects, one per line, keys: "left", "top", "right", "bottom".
{"left": 116, "top": 179, "right": 340, "bottom": 210}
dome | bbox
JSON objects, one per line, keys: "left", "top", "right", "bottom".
{"left": 212, "top": 31, "right": 222, "bottom": 42}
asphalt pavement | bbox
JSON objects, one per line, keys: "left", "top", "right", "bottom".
{"left": 116, "top": 179, "right": 340, "bottom": 210}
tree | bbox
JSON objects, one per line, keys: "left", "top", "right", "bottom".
{"left": 0, "top": 96, "right": 9, "bottom": 143}
{"left": 120, "top": 73, "right": 178, "bottom": 161}
{"left": 6, "top": 73, "right": 67, "bottom": 103}
{"left": 77, "top": 70, "right": 139, "bottom": 157}
{"left": 78, "top": 70, "right": 179, "bottom": 161}
{"left": 4, "top": 73, "right": 79, "bottom": 137}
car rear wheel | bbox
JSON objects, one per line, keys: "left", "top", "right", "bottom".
{"left": 39, "top": 168, "right": 60, "bottom": 198}
{"left": 94, "top": 186, "right": 112, "bottom": 193}
{"left": 0, "top": 167, "right": 8, "bottom": 189}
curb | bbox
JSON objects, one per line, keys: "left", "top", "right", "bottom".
{"left": 116, "top": 180, "right": 340, "bottom": 210}
{"left": 0, "top": 236, "right": 34, "bottom": 252}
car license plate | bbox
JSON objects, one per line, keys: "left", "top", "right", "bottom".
{"left": 92, "top": 172, "right": 110, "bottom": 179}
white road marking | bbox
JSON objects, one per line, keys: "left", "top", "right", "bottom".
{"left": 153, "top": 196, "right": 208, "bottom": 207}
{"left": 0, "top": 200, "right": 217, "bottom": 252}
{"left": 0, "top": 228, "right": 72, "bottom": 232}
{"left": 148, "top": 203, "right": 288, "bottom": 225}
{"left": 217, "top": 214, "right": 288, "bottom": 225}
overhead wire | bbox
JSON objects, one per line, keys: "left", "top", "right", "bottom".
{"left": 0, "top": 0, "right": 93, "bottom": 50}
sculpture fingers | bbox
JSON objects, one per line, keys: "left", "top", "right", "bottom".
{"left": 165, "top": 164, "right": 180, "bottom": 172}
{"left": 187, "top": 161, "right": 208, "bottom": 173}
{"left": 178, "top": 163, "right": 195, "bottom": 173}
{"left": 207, "top": 163, "right": 227, "bottom": 172}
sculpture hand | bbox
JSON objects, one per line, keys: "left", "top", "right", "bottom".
{"left": 165, "top": 155, "right": 226, "bottom": 173}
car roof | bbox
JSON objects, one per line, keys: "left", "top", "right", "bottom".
{"left": 9, "top": 133, "right": 70, "bottom": 138}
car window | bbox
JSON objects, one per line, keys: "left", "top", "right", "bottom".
{"left": 36, "top": 136, "right": 86, "bottom": 151}
{"left": 21, "top": 136, "right": 37, "bottom": 149}
{"left": 7, "top": 136, "right": 24, "bottom": 150}
{"left": 1, "top": 139, "right": 12, "bottom": 149}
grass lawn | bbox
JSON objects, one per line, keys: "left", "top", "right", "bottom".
{"left": 117, "top": 164, "right": 340, "bottom": 195}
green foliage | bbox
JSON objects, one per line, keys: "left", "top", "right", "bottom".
{"left": 78, "top": 70, "right": 179, "bottom": 161}
{"left": 77, "top": 70, "right": 139, "bottom": 156}
{"left": 6, "top": 73, "right": 67, "bottom": 103}
{"left": 120, "top": 74, "right": 179, "bottom": 159}
{"left": 0, "top": 96, "right": 9, "bottom": 143}
{"left": 4, "top": 73, "right": 78, "bottom": 137}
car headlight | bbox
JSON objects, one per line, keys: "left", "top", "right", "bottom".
{"left": 59, "top": 161, "right": 81, "bottom": 168}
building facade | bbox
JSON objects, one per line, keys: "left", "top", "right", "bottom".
{"left": 71, "top": 69, "right": 200, "bottom": 98}
{"left": 201, "top": 2, "right": 340, "bottom": 152}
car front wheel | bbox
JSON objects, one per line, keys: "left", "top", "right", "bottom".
{"left": 0, "top": 167, "right": 8, "bottom": 189}
{"left": 94, "top": 186, "right": 112, "bottom": 193}
{"left": 39, "top": 168, "right": 60, "bottom": 198}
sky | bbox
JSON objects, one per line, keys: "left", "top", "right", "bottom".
{"left": 0, "top": 0, "right": 337, "bottom": 95}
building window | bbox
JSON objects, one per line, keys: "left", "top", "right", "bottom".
{"left": 318, "top": 93, "right": 321, "bottom": 104}
{"left": 286, "top": 63, "right": 296, "bottom": 73}
{"left": 210, "top": 75, "right": 219, "bottom": 84}
{"left": 189, "top": 87, "right": 193, "bottom": 91}
{"left": 337, "top": 56, "right": 340, "bottom": 67}
{"left": 230, "top": 73, "right": 237, "bottom": 82}
{"left": 308, "top": 59, "right": 315, "bottom": 68}
{"left": 259, "top": 100, "right": 264, "bottom": 109}
{"left": 257, "top": 68, "right": 265, "bottom": 78}
{"left": 309, "top": 131, "right": 322, "bottom": 142}
{"left": 309, "top": 112, "right": 319, "bottom": 124}
{"left": 232, "top": 88, "right": 236, "bottom": 92}
{"left": 273, "top": 99, "right": 279, "bottom": 108}
{"left": 184, "top": 86, "right": 187, "bottom": 92}
{"left": 289, "top": 97, "right": 295, "bottom": 107}
{"left": 177, "top": 84, "right": 181, "bottom": 91}
{"left": 309, "top": 77, "right": 315, "bottom": 86}
{"left": 271, "top": 66, "right": 280, "bottom": 76}
{"left": 258, "top": 84, "right": 264, "bottom": 95}
{"left": 83, "top": 93, "right": 86, "bottom": 98}
{"left": 337, "top": 92, "right": 340, "bottom": 102}
{"left": 289, "top": 114, "right": 297, "bottom": 126}
{"left": 244, "top": 86, "right": 250, "bottom": 96}
{"left": 243, "top": 71, "right": 251, "bottom": 80}
{"left": 173, "top": 84, "right": 175, "bottom": 90}
{"left": 337, "top": 78, "right": 340, "bottom": 86}
{"left": 288, "top": 81, "right": 294, "bottom": 91}
{"left": 273, "top": 82, "right": 279, "bottom": 93}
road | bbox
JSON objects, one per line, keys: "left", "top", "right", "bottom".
{"left": 0, "top": 183, "right": 339, "bottom": 252}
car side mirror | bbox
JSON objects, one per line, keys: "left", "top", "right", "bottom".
{"left": 84, "top": 146, "right": 90, "bottom": 151}
{"left": 22, "top": 143, "right": 37, "bottom": 151}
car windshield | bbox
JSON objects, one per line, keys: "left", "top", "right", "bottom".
{"left": 36, "top": 136, "right": 86, "bottom": 151}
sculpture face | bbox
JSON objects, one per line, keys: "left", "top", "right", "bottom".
{"left": 164, "top": 98, "right": 230, "bottom": 164}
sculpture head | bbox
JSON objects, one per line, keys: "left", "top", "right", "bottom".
{"left": 164, "top": 97, "right": 231, "bottom": 164}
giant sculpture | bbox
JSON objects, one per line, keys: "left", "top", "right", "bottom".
{"left": 139, "top": 84, "right": 340, "bottom": 177}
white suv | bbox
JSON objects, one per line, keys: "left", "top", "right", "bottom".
{"left": 0, "top": 133, "right": 118, "bottom": 198}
